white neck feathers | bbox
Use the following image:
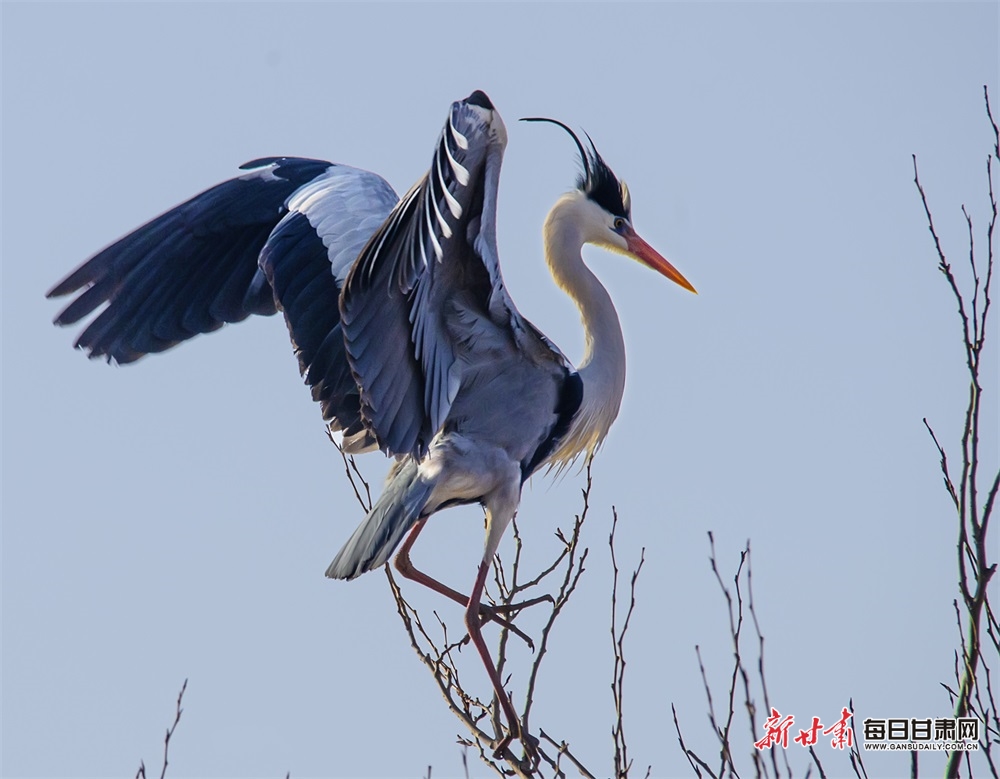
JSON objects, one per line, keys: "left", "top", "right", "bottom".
{"left": 542, "top": 192, "right": 627, "bottom": 464}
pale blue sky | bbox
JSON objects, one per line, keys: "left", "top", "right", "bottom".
{"left": 3, "top": 3, "right": 997, "bottom": 777}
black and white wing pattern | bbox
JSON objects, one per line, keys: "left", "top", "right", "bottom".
{"left": 340, "top": 91, "right": 570, "bottom": 459}
{"left": 258, "top": 164, "right": 398, "bottom": 448}
{"left": 48, "top": 156, "right": 400, "bottom": 443}
{"left": 49, "top": 92, "right": 579, "bottom": 470}
{"left": 47, "top": 157, "right": 334, "bottom": 363}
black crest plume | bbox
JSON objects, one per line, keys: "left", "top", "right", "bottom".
{"left": 521, "top": 116, "right": 631, "bottom": 220}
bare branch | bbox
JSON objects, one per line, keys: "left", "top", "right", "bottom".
{"left": 916, "top": 86, "right": 998, "bottom": 779}
{"left": 986, "top": 84, "right": 999, "bottom": 161}
{"left": 807, "top": 745, "right": 828, "bottom": 779}
{"left": 136, "top": 679, "right": 187, "bottom": 779}
{"left": 610, "top": 508, "right": 645, "bottom": 778}
{"left": 672, "top": 702, "right": 716, "bottom": 779}
{"left": 845, "top": 701, "right": 869, "bottom": 779}
{"left": 924, "top": 418, "right": 961, "bottom": 511}
{"left": 539, "top": 730, "right": 599, "bottom": 779}
{"left": 329, "top": 432, "right": 373, "bottom": 513}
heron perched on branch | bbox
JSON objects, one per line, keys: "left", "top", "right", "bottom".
{"left": 48, "top": 90, "right": 695, "bottom": 758}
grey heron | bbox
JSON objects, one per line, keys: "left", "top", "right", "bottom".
{"left": 47, "top": 90, "right": 695, "bottom": 757}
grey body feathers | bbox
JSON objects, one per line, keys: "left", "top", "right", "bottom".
{"left": 325, "top": 460, "right": 431, "bottom": 580}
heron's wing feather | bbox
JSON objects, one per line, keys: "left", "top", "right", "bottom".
{"left": 340, "top": 96, "right": 544, "bottom": 457}
{"left": 47, "top": 157, "right": 332, "bottom": 363}
{"left": 258, "top": 165, "right": 398, "bottom": 449}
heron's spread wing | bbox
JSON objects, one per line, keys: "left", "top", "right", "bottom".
{"left": 258, "top": 165, "right": 398, "bottom": 447}
{"left": 48, "top": 156, "right": 400, "bottom": 442}
{"left": 49, "top": 93, "right": 577, "bottom": 467}
{"left": 47, "top": 157, "right": 333, "bottom": 363}
{"left": 340, "top": 94, "right": 561, "bottom": 458}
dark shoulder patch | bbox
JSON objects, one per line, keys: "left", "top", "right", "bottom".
{"left": 521, "top": 370, "right": 584, "bottom": 482}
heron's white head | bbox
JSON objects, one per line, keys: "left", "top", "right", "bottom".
{"left": 525, "top": 117, "right": 696, "bottom": 295}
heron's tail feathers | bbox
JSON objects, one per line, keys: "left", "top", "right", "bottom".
{"left": 325, "top": 460, "right": 431, "bottom": 580}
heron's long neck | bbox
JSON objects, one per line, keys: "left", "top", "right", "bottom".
{"left": 543, "top": 195, "right": 627, "bottom": 457}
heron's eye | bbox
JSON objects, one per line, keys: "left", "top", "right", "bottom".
{"left": 613, "top": 217, "right": 626, "bottom": 231}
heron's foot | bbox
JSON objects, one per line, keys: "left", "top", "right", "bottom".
{"left": 486, "top": 593, "right": 555, "bottom": 615}
{"left": 473, "top": 607, "right": 535, "bottom": 651}
{"left": 475, "top": 594, "right": 553, "bottom": 649}
{"left": 492, "top": 727, "right": 540, "bottom": 772}
{"left": 492, "top": 732, "right": 513, "bottom": 760}
{"left": 520, "top": 732, "right": 541, "bottom": 771}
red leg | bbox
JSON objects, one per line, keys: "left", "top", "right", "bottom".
{"left": 393, "top": 518, "right": 473, "bottom": 607}
{"left": 392, "top": 519, "right": 536, "bottom": 648}
{"left": 465, "top": 558, "right": 533, "bottom": 760}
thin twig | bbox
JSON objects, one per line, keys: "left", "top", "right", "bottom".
{"left": 539, "top": 729, "right": 598, "bottom": 779}
{"left": 329, "top": 432, "right": 373, "bottom": 513}
{"left": 915, "top": 86, "right": 998, "bottom": 779}
{"left": 135, "top": 679, "right": 187, "bottom": 779}
{"left": 610, "top": 507, "right": 645, "bottom": 778}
